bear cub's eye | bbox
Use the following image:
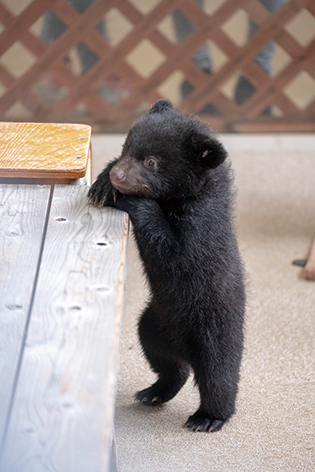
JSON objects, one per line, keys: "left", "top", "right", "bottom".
{"left": 144, "top": 157, "right": 157, "bottom": 170}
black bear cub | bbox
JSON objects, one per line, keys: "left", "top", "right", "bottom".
{"left": 89, "top": 99, "right": 245, "bottom": 433}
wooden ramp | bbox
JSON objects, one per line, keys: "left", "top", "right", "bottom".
{"left": 0, "top": 184, "right": 128, "bottom": 471}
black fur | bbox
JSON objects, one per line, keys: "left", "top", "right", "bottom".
{"left": 89, "top": 99, "right": 245, "bottom": 433}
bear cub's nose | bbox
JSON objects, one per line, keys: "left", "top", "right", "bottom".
{"left": 110, "top": 168, "right": 125, "bottom": 183}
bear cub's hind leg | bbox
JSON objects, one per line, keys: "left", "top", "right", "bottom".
{"left": 135, "top": 305, "right": 190, "bottom": 406}
{"left": 184, "top": 344, "right": 241, "bottom": 432}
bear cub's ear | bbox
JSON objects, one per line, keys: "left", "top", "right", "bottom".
{"left": 194, "top": 135, "right": 227, "bottom": 169}
{"left": 149, "top": 99, "right": 174, "bottom": 114}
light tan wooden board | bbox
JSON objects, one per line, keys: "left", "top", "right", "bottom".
{"left": 0, "top": 122, "right": 91, "bottom": 179}
{"left": 0, "top": 184, "right": 51, "bottom": 442}
{"left": 1, "top": 185, "right": 128, "bottom": 472}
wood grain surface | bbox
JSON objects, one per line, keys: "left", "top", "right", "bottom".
{"left": 0, "top": 123, "right": 91, "bottom": 179}
{"left": 0, "top": 185, "right": 128, "bottom": 472}
{"left": 0, "top": 184, "right": 51, "bottom": 443}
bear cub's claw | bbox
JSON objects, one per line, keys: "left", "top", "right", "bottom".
{"left": 135, "top": 387, "right": 169, "bottom": 406}
{"left": 185, "top": 411, "right": 225, "bottom": 433}
{"left": 88, "top": 180, "right": 117, "bottom": 206}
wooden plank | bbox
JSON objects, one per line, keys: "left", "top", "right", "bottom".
{"left": 0, "top": 123, "right": 91, "bottom": 179}
{"left": 0, "top": 184, "right": 51, "bottom": 443}
{"left": 0, "top": 185, "right": 128, "bottom": 472}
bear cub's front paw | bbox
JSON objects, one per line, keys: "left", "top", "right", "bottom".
{"left": 88, "top": 178, "right": 118, "bottom": 206}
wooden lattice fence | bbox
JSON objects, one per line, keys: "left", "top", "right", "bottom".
{"left": 0, "top": 0, "right": 314, "bottom": 132}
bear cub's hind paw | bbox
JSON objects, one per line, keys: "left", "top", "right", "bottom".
{"left": 135, "top": 386, "right": 174, "bottom": 406}
{"left": 185, "top": 411, "right": 225, "bottom": 433}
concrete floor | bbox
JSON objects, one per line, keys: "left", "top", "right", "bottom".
{"left": 91, "top": 133, "right": 315, "bottom": 472}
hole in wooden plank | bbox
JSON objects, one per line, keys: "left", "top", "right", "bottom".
{"left": 56, "top": 217, "right": 67, "bottom": 222}
{"left": 5, "top": 304, "right": 23, "bottom": 311}
{"left": 69, "top": 306, "right": 82, "bottom": 311}
{"left": 97, "top": 242, "right": 107, "bottom": 246}
{"left": 5, "top": 227, "right": 22, "bottom": 237}
{"left": 25, "top": 426, "right": 35, "bottom": 434}
{"left": 61, "top": 401, "right": 75, "bottom": 410}
{"left": 96, "top": 286, "right": 109, "bottom": 292}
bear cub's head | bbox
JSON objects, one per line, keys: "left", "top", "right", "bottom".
{"left": 110, "top": 99, "right": 227, "bottom": 200}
